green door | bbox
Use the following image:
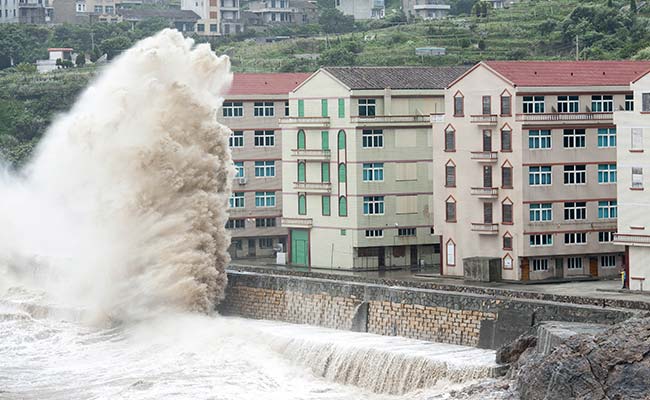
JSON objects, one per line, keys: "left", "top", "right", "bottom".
{"left": 291, "top": 229, "right": 309, "bottom": 266}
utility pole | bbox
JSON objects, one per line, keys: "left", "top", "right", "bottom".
{"left": 575, "top": 36, "right": 579, "bottom": 61}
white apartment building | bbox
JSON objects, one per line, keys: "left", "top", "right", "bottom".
{"left": 219, "top": 73, "right": 310, "bottom": 259}
{"left": 1, "top": 0, "right": 18, "bottom": 22}
{"left": 336, "top": 0, "right": 384, "bottom": 19}
{"left": 433, "top": 61, "right": 650, "bottom": 281}
{"left": 181, "top": 0, "right": 242, "bottom": 36}
{"left": 614, "top": 69, "right": 650, "bottom": 291}
{"left": 280, "top": 66, "right": 469, "bottom": 269}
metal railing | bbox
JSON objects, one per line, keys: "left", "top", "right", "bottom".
{"left": 515, "top": 112, "right": 613, "bottom": 122}
{"left": 281, "top": 217, "right": 313, "bottom": 228}
{"left": 280, "top": 117, "right": 330, "bottom": 126}
{"left": 293, "top": 181, "right": 332, "bottom": 192}
{"left": 471, "top": 223, "right": 499, "bottom": 233}
{"left": 470, "top": 114, "right": 498, "bottom": 124}
{"left": 350, "top": 115, "right": 430, "bottom": 124}
{"left": 613, "top": 233, "right": 650, "bottom": 245}
{"left": 470, "top": 151, "right": 498, "bottom": 161}
{"left": 470, "top": 187, "right": 498, "bottom": 197}
{"left": 290, "top": 149, "right": 331, "bottom": 159}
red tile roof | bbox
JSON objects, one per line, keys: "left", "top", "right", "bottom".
{"left": 227, "top": 73, "right": 311, "bottom": 95}
{"left": 484, "top": 61, "right": 650, "bottom": 87}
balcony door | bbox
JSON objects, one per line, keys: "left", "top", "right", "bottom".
{"left": 484, "top": 202, "right": 493, "bottom": 224}
{"left": 482, "top": 130, "right": 492, "bottom": 152}
{"left": 483, "top": 165, "right": 492, "bottom": 188}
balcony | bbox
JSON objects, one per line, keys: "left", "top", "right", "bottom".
{"left": 470, "top": 151, "right": 498, "bottom": 163}
{"left": 281, "top": 217, "right": 313, "bottom": 228}
{"left": 293, "top": 181, "right": 331, "bottom": 193}
{"left": 279, "top": 117, "right": 330, "bottom": 128}
{"left": 470, "top": 114, "right": 498, "bottom": 125}
{"left": 350, "top": 115, "right": 431, "bottom": 127}
{"left": 614, "top": 233, "right": 650, "bottom": 246}
{"left": 290, "top": 148, "right": 331, "bottom": 160}
{"left": 413, "top": 3, "right": 451, "bottom": 9}
{"left": 515, "top": 112, "right": 613, "bottom": 123}
{"left": 471, "top": 223, "right": 499, "bottom": 234}
{"left": 470, "top": 187, "right": 498, "bottom": 198}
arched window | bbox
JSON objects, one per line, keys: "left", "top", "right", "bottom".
{"left": 297, "top": 129, "right": 305, "bottom": 149}
{"left": 503, "top": 254, "right": 514, "bottom": 270}
{"left": 338, "top": 163, "right": 346, "bottom": 183}
{"left": 338, "top": 196, "right": 347, "bottom": 217}
{"left": 298, "top": 194, "right": 306, "bottom": 215}
{"left": 298, "top": 162, "right": 306, "bottom": 182}
{"left": 446, "top": 239, "right": 456, "bottom": 266}
{"left": 445, "top": 195, "right": 456, "bottom": 222}
{"left": 453, "top": 91, "right": 464, "bottom": 116}
{"left": 503, "top": 231, "right": 513, "bottom": 250}
{"left": 502, "top": 197, "right": 513, "bottom": 224}
{"left": 338, "top": 130, "right": 346, "bottom": 150}
{"left": 445, "top": 160, "right": 456, "bottom": 187}
{"left": 445, "top": 125, "right": 455, "bottom": 151}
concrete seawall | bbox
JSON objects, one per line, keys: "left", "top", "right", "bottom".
{"left": 219, "top": 267, "right": 639, "bottom": 350}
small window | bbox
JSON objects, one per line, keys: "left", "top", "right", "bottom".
{"left": 358, "top": 99, "right": 376, "bottom": 116}
{"left": 445, "top": 197, "right": 456, "bottom": 222}
{"left": 322, "top": 195, "right": 331, "bottom": 216}
{"left": 445, "top": 162, "right": 456, "bottom": 187}
{"left": 298, "top": 194, "right": 307, "bottom": 215}
{"left": 529, "top": 130, "right": 551, "bottom": 149}
{"left": 632, "top": 128, "right": 643, "bottom": 150}
{"left": 363, "top": 196, "right": 384, "bottom": 215}
{"left": 223, "top": 101, "right": 243, "bottom": 117}
{"left": 502, "top": 165, "right": 513, "bottom": 188}
{"left": 567, "top": 257, "right": 583, "bottom": 270}
{"left": 591, "top": 95, "right": 613, "bottom": 112}
{"left": 338, "top": 196, "right": 347, "bottom": 217}
{"left": 501, "top": 129, "right": 512, "bottom": 152}
{"left": 482, "top": 96, "right": 491, "bottom": 115}
{"left": 229, "top": 192, "right": 245, "bottom": 208}
{"left": 530, "top": 203, "right": 553, "bottom": 222}
{"left": 563, "top": 202, "right": 587, "bottom": 221}
{"left": 598, "top": 200, "right": 617, "bottom": 219}
{"left": 597, "top": 164, "right": 617, "bottom": 184}
{"left": 285, "top": 101, "right": 290, "bottom": 116}
{"left": 529, "top": 234, "right": 553, "bottom": 247}
{"left": 531, "top": 258, "right": 549, "bottom": 271}
{"left": 338, "top": 98, "right": 345, "bottom": 118}
{"left": 321, "top": 162, "right": 330, "bottom": 182}
{"left": 529, "top": 166, "right": 552, "bottom": 186}
{"left": 321, "top": 99, "right": 328, "bottom": 117}
{"left": 338, "top": 163, "right": 346, "bottom": 183}
{"left": 446, "top": 240, "right": 456, "bottom": 266}
{"left": 298, "top": 99, "right": 305, "bottom": 117}
{"left": 225, "top": 219, "right": 245, "bottom": 229}
{"left": 632, "top": 167, "right": 643, "bottom": 189}
{"left": 362, "top": 129, "right": 383, "bottom": 148}
{"left": 643, "top": 93, "right": 650, "bottom": 112}
{"left": 365, "top": 229, "right": 383, "bottom": 238}
{"left": 234, "top": 161, "right": 244, "bottom": 178}
{"left": 254, "top": 191, "right": 276, "bottom": 207}
{"left": 523, "top": 96, "right": 545, "bottom": 113}
{"left": 338, "top": 130, "right": 346, "bottom": 150}
{"left": 600, "top": 255, "right": 617, "bottom": 268}
{"left": 454, "top": 94, "right": 464, "bottom": 116}
{"left": 259, "top": 238, "right": 274, "bottom": 249}
{"left": 598, "top": 231, "right": 614, "bottom": 243}
{"left": 564, "top": 232, "right": 587, "bottom": 245}
{"left": 625, "top": 94, "right": 634, "bottom": 111}
{"left": 563, "top": 165, "right": 586, "bottom": 185}
{"left": 503, "top": 233, "right": 512, "bottom": 250}
{"left": 445, "top": 127, "right": 455, "bottom": 151}
{"left": 397, "top": 228, "right": 416, "bottom": 236}
{"left": 297, "top": 130, "right": 306, "bottom": 149}
{"left": 297, "top": 162, "right": 305, "bottom": 182}
{"left": 254, "top": 130, "right": 275, "bottom": 147}
{"left": 502, "top": 201, "right": 513, "bottom": 224}
{"left": 255, "top": 217, "right": 276, "bottom": 228}
{"left": 557, "top": 95, "right": 579, "bottom": 113}
{"left": 563, "top": 129, "right": 586, "bottom": 148}
{"left": 254, "top": 161, "right": 275, "bottom": 177}
{"left": 229, "top": 131, "right": 244, "bottom": 147}
{"left": 362, "top": 163, "right": 384, "bottom": 182}
{"left": 597, "top": 128, "right": 616, "bottom": 148}
{"left": 500, "top": 94, "right": 511, "bottom": 116}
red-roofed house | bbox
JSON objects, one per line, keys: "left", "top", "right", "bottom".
{"left": 218, "top": 72, "right": 310, "bottom": 259}
{"left": 433, "top": 60, "right": 650, "bottom": 282}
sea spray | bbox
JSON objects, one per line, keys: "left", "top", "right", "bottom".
{"left": 0, "top": 29, "right": 234, "bottom": 322}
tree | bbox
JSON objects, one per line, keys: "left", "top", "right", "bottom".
{"left": 318, "top": 8, "right": 355, "bottom": 34}
{"left": 75, "top": 52, "right": 86, "bottom": 67}
{"left": 319, "top": 46, "right": 356, "bottom": 66}
{"left": 478, "top": 38, "right": 486, "bottom": 50}
{"left": 99, "top": 36, "right": 133, "bottom": 60}
{"left": 630, "top": 0, "right": 637, "bottom": 13}
{"left": 633, "top": 47, "right": 650, "bottom": 60}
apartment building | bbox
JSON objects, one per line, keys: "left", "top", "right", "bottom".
{"left": 219, "top": 73, "right": 310, "bottom": 259}
{"left": 280, "top": 66, "right": 469, "bottom": 269}
{"left": 402, "top": 0, "right": 450, "bottom": 20}
{"left": 433, "top": 61, "right": 650, "bottom": 281}
{"left": 336, "top": 0, "right": 384, "bottom": 19}
{"left": 180, "top": 0, "right": 242, "bottom": 36}
{"left": 614, "top": 70, "right": 650, "bottom": 291}
{"left": 1, "top": 0, "right": 19, "bottom": 23}
{"left": 245, "top": 0, "right": 317, "bottom": 26}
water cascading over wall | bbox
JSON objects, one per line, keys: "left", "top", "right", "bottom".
{"left": 0, "top": 29, "right": 234, "bottom": 322}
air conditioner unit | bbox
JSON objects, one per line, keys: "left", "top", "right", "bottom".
{"left": 238, "top": 177, "right": 247, "bottom": 185}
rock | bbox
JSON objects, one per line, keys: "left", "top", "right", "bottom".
{"left": 514, "top": 317, "right": 650, "bottom": 400}
{"left": 496, "top": 334, "right": 537, "bottom": 364}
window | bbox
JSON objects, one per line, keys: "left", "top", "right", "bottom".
{"left": 234, "top": 161, "right": 244, "bottom": 178}
{"left": 598, "top": 164, "right": 616, "bottom": 184}
{"left": 564, "top": 202, "right": 586, "bottom": 221}
{"left": 254, "top": 161, "right": 275, "bottom": 177}
{"left": 643, "top": 93, "right": 650, "bottom": 112}
{"left": 225, "top": 219, "right": 245, "bottom": 229}
{"left": 530, "top": 234, "right": 553, "bottom": 247}
{"left": 445, "top": 127, "right": 455, "bottom": 151}
{"left": 321, "top": 131, "right": 329, "bottom": 150}
{"left": 564, "top": 232, "right": 587, "bottom": 245}
{"left": 482, "top": 96, "right": 491, "bottom": 115}
{"left": 591, "top": 95, "right": 613, "bottom": 112}
{"left": 483, "top": 202, "right": 493, "bottom": 224}
{"left": 105, "top": 5, "right": 113, "bottom": 13}
{"left": 338, "top": 130, "right": 346, "bottom": 150}
{"left": 597, "top": 128, "right": 616, "bottom": 148}
{"left": 531, "top": 259, "right": 549, "bottom": 271}
{"left": 453, "top": 94, "right": 464, "bottom": 116}
{"left": 446, "top": 162, "right": 456, "bottom": 187}
{"left": 298, "top": 194, "right": 306, "bottom": 215}
{"left": 259, "top": 238, "right": 274, "bottom": 249}
{"left": 362, "top": 163, "right": 384, "bottom": 182}
{"left": 600, "top": 255, "right": 616, "bottom": 268}
{"left": 358, "top": 99, "right": 376, "bottom": 116}
{"left": 528, "top": 130, "right": 551, "bottom": 149}
{"left": 632, "top": 167, "right": 643, "bottom": 189}
{"left": 501, "top": 129, "right": 512, "bottom": 151}
{"left": 321, "top": 99, "right": 328, "bottom": 117}
{"left": 598, "top": 231, "right": 614, "bottom": 243}
{"left": 500, "top": 94, "right": 511, "bottom": 115}
{"left": 254, "top": 130, "right": 274, "bottom": 147}
{"left": 321, "top": 162, "right": 330, "bottom": 182}
{"left": 253, "top": 102, "right": 274, "bottom": 117}
{"left": 530, "top": 203, "right": 552, "bottom": 221}
{"left": 482, "top": 130, "right": 492, "bottom": 152}
{"left": 255, "top": 218, "right": 276, "bottom": 228}
{"left": 563, "top": 129, "right": 585, "bottom": 148}
{"left": 229, "top": 131, "right": 243, "bottom": 147}
{"left": 598, "top": 200, "right": 617, "bottom": 219}
{"left": 285, "top": 101, "right": 290, "bottom": 116}
{"left": 503, "top": 233, "right": 513, "bottom": 250}
{"left": 446, "top": 240, "right": 456, "bottom": 266}
{"left": 298, "top": 99, "right": 304, "bottom": 117}
{"left": 567, "top": 257, "right": 582, "bottom": 270}
{"left": 398, "top": 228, "right": 416, "bottom": 236}
{"left": 529, "top": 166, "right": 552, "bottom": 186}
{"left": 625, "top": 94, "right": 634, "bottom": 111}
{"left": 255, "top": 191, "right": 275, "bottom": 207}
{"left": 632, "top": 128, "right": 643, "bottom": 150}
{"left": 338, "top": 163, "right": 346, "bottom": 183}
{"left": 502, "top": 201, "right": 513, "bottom": 224}
{"left": 223, "top": 102, "right": 243, "bottom": 117}
{"left": 362, "top": 129, "right": 383, "bottom": 148}
{"left": 445, "top": 197, "right": 456, "bottom": 222}
{"left": 365, "top": 229, "right": 383, "bottom": 238}
{"left": 523, "top": 96, "right": 545, "bottom": 113}
{"left": 197, "top": 23, "right": 205, "bottom": 32}
{"left": 363, "top": 196, "right": 384, "bottom": 215}
{"left": 322, "top": 196, "right": 330, "bottom": 216}
{"left": 563, "top": 165, "right": 586, "bottom": 185}
{"left": 297, "top": 130, "right": 305, "bottom": 149}
{"left": 338, "top": 196, "right": 347, "bottom": 217}
{"left": 94, "top": 5, "right": 102, "bottom": 12}
{"left": 502, "top": 165, "right": 513, "bottom": 188}
{"left": 557, "top": 95, "right": 579, "bottom": 113}
{"left": 338, "top": 98, "right": 345, "bottom": 118}
{"left": 210, "top": 24, "right": 217, "bottom": 32}
{"left": 229, "top": 192, "right": 244, "bottom": 208}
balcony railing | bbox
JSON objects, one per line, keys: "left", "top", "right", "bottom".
{"left": 293, "top": 181, "right": 332, "bottom": 193}
{"left": 470, "top": 114, "right": 498, "bottom": 124}
{"left": 613, "top": 233, "right": 650, "bottom": 246}
{"left": 279, "top": 117, "right": 330, "bottom": 127}
{"left": 470, "top": 151, "right": 498, "bottom": 162}
{"left": 470, "top": 187, "right": 498, "bottom": 198}
{"left": 350, "top": 114, "right": 431, "bottom": 125}
{"left": 413, "top": 3, "right": 451, "bottom": 9}
{"left": 290, "top": 148, "right": 331, "bottom": 159}
{"left": 281, "top": 217, "right": 313, "bottom": 228}
{"left": 515, "top": 112, "right": 613, "bottom": 122}
{"left": 471, "top": 223, "right": 499, "bottom": 234}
